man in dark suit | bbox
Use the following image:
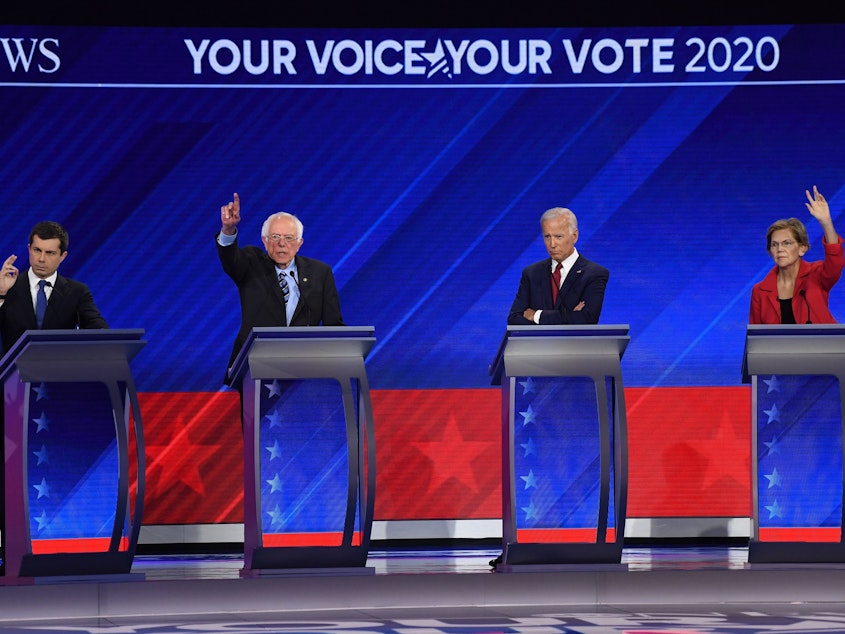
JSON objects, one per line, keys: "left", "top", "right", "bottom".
{"left": 508, "top": 207, "right": 608, "bottom": 326}
{"left": 0, "top": 220, "right": 107, "bottom": 573}
{"left": 0, "top": 221, "right": 108, "bottom": 354}
{"left": 217, "top": 192, "right": 344, "bottom": 386}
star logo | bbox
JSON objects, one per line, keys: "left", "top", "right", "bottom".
{"left": 33, "top": 477, "right": 51, "bottom": 499}
{"left": 33, "top": 412, "right": 50, "bottom": 433}
{"left": 264, "top": 409, "right": 283, "bottom": 429}
{"left": 267, "top": 503, "right": 285, "bottom": 529}
{"left": 32, "top": 382, "right": 49, "bottom": 401}
{"left": 519, "top": 404, "right": 537, "bottom": 427}
{"left": 765, "top": 498, "right": 783, "bottom": 519}
{"left": 763, "top": 435, "right": 781, "bottom": 455}
{"left": 763, "top": 376, "right": 781, "bottom": 394}
{"left": 264, "top": 379, "right": 282, "bottom": 398}
{"left": 520, "top": 437, "right": 536, "bottom": 457}
{"left": 764, "top": 467, "right": 782, "bottom": 489}
{"left": 266, "top": 439, "right": 283, "bottom": 461}
{"left": 763, "top": 402, "right": 781, "bottom": 425}
{"left": 266, "top": 473, "right": 283, "bottom": 493}
{"left": 518, "top": 377, "right": 536, "bottom": 395}
{"left": 521, "top": 500, "right": 538, "bottom": 522}
{"left": 33, "top": 444, "right": 49, "bottom": 465}
{"left": 420, "top": 39, "right": 452, "bottom": 79}
{"left": 520, "top": 469, "right": 538, "bottom": 490}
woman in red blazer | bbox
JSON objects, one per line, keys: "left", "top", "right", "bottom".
{"left": 750, "top": 186, "right": 845, "bottom": 324}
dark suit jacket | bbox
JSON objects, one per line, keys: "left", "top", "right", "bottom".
{"left": 0, "top": 271, "right": 108, "bottom": 354}
{"left": 217, "top": 234, "right": 345, "bottom": 381}
{"left": 508, "top": 255, "right": 609, "bottom": 325}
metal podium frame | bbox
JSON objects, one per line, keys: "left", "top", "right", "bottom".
{"left": 742, "top": 324, "right": 845, "bottom": 563}
{"left": 229, "top": 326, "right": 376, "bottom": 572}
{"left": 1, "top": 329, "right": 146, "bottom": 579}
{"left": 490, "top": 325, "right": 630, "bottom": 566}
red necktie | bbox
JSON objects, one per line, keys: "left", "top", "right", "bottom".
{"left": 551, "top": 262, "right": 562, "bottom": 304}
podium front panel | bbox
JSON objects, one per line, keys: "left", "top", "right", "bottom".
{"left": 235, "top": 327, "right": 376, "bottom": 572}
{"left": 743, "top": 326, "right": 845, "bottom": 563}
{"left": 27, "top": 381, "right": 122, "bottom": 545}
{"left": 2, "top": 329, "right": 146, "bottom": 578}
{"left": 510, "top": 375, "right": 616, "bottom": 542}
{"left": 753, "top": 374, "right": 843, "bottom": 544}
{"left": 493, "top": 326, "right": 629, "bottom": 566}
{"left": 257, "top": 378, "right": 361, "bottom": 543}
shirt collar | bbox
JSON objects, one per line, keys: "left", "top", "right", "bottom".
{"left": 276, "top": 260, "right": 298, "bottom": 277}
{"left": 551, "top": 248, "right": 579, "bottom": 273}
{"left": 28, "top": 268, "right": 58, "bottom": 289}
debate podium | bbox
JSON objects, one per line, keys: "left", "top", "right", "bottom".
{"left": 1, "top": 329, "right": 146, "bottom": 579}
{"left": 490, "top": 325, "right": 630, "bottom": 567}
{"left": 742, "top": 324, "right": 845, "bottom": 563}
{"left": 229, "top": 326, "right": 376, "bottom": 573}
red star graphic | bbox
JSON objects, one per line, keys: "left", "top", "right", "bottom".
{"left": 412, "top": 412, "right": 491, "bottom": 494}
{"left": 144, "top": 412, "right": 223, "bottom": 498}
{"left": 698, "top": 409, "right": 752, "bottom": 491}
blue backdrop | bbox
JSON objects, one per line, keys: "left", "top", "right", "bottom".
{"left": 2, "top": 24, "right": 844, "bottom": 392}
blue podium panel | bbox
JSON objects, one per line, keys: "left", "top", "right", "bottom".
{"left": 257, "top": 378, "right": 360, "bottom": 538}
{"left": 511, "top": 376, "right": 617, "bottom": 541}
{"left": 1, "top": 330, "right": 146, "bottom": 579}
{"left": 743, "top": 325, "right": 845, "bottom": 563}
{"left": 755, "top": 375, "right": 842, "bottom": 535}
{"left": 232, "top": 327, "right": 376, "bottom": 572}
{"left": 27, "top": 381, "right": 120, "bottom": 541}
{"left": 491, "top": 326, "right": 629, "bottom": 566}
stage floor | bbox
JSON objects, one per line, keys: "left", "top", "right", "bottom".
{"left": 2, "top": 544, "right": 845, "bottom": 633}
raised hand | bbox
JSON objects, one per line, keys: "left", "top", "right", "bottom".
{"left": 221, "top": 192, "right": 241, "bottom": 236}
{"left": 805, "top": 185, "right": 838, "bottom": 244}
{"left": 0, "top": 254, "right": 19, "bottom": 294}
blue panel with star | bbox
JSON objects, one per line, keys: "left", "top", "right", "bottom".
{"left": 756, "top": 375, "right": 842, "bottom": 529}
{"left": 27, "top": 381, "right": 120, "bottom": 540}
{"left": 258, "top": 378, "right": 358, "bottom": 534}
{"left": 513, "top": 376, "right": 616, "bottom": 530}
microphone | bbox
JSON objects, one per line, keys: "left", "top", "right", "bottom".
{"left": 290, "top": 271, "right": 312, "bottom": 325}
{"left": 799, "top": 289, "right": 812, "bottom": 324}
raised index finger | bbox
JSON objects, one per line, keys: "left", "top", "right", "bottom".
{"left": 232, "top": 192, "right": 240, "bottom": 213}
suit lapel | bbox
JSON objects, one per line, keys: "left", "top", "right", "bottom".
{"left": 557, "top": 256, "right": 585, "bottom": 305}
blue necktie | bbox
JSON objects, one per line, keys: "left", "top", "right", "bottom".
{"left": 278, "top": 271, "right": 289, "bottom": 304}
{"left": 36, "top": 279, "right": 49, "bottom": 328}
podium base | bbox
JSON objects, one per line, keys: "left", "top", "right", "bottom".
{"left": 240, "top": 566, "right": 375, "bottom": 578}
{"left": 749, "top": 540, "right": 845, "bottom": 564}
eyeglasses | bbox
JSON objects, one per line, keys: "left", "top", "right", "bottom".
{"left": 267, "top": 234, "right": 300, "bottom": 245}
{"left": 769, "top": 239, "right": 797, "bottom": 250}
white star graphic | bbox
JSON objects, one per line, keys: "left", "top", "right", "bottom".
{"left": 267, "top": 504, "right": 285, "bottom": 528}
{"left": 519, "top": 404, "right": 537, "bottom": 427}
{"left": 35, "top": 510, "right": 49, "bottom": 531}
{"left": 763, "top": 436, "right": 781, "bottom": 455}
{"left": 266, "top": 473, "right": 283, "bottom": 493}
{"left": 33, "top": 477, "right": 51, "bottom": 499}
{"left": 264, "top": 380, "right": 282, "bottom": 398}
{"left": 264, "top": 410, "right": 283, "bottom": 429}
{"left": 518, "top": 377, "right": 536, "bottom": 395}
{"left": 265, "top": 440, "right": 282, "bottom": 461}
{"left": 521, "top": 500, "right": 538, "bottom": 522}
{"left": 763, "top": 376, "right": 781, "bottom": 393}
{"left": 763, "top": 402, "right": 781, "bottom": 425}
{"left": 520, "top": 470, "right": 538, "bottom": 490}
{"left": 420, "top": 39, "right": 452, "bottom": 79}
{"left": 32, "top": 382, "right": 49, "bottom": 401}
{"left": 33, "top": 444, "right": 49, "bottom": 465}
{"left": 521, "top": 437, "right": 536, "bottom": 457}
{"left": 33, "top": 413, "right": 50, "bottom": 433}
{"left": 765, "top": 498, "right": 783, "bottom": 519}
{"left": 764, "top": 467, "right": 782, "bottom": 488}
